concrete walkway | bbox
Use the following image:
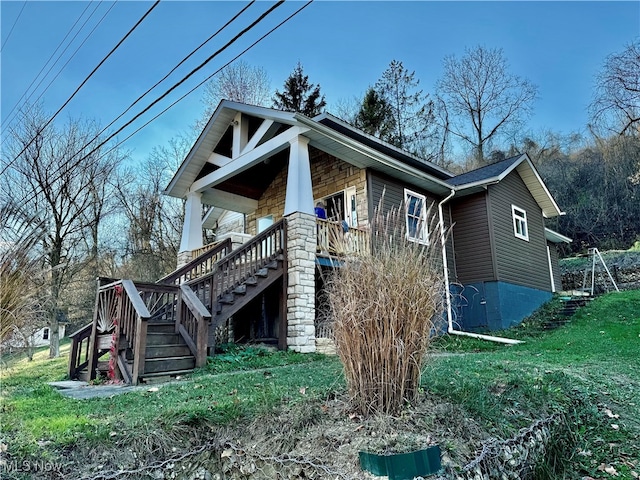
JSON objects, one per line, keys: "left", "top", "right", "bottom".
{"left": 48, "top": 380, "right": 144, "bottom": 400}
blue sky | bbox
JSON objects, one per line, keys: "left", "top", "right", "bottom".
{"left": 1, "top": 1, "right": 638, "bottom": 164}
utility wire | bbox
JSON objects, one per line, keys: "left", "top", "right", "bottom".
{"left": 79, "top": 1, "right": 255, "bottom": 160}
{"left": 22, "top": 2, "right": 118, "bottom": 124}
{"left": 2, "top": 2, "right": 96, "bottom": 130}
{"left": 6, "top": 0, "right": 313, "bottom": 209}
{"left": 74, "top": 0, "right": 285, "bottom": 168}
{"left": 0, "top": 0, "right": 27, "bottom": 52}
{"left": 96, "top": 1, "right": 314, "bottom": 167}
{"left": 3, "top": 0, "right": 161, "bottom": 176}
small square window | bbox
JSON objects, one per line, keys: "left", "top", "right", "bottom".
{"left": 43, "top": 328, "right": 50, "bottom": 340}
{"left": 512, "top": 205, "right": 529, "bottom": 241}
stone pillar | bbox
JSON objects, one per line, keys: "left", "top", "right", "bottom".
{"left": 179, "top": 191, "right": 203, "bottom": 255}
{"left": 285, "top": 212, "right": 316, "bottom": 353}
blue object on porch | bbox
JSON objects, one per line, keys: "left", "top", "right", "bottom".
{"left": 359, "top": 445, "right": 442, "bottom": 479}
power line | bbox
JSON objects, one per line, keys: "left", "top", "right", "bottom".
{"left": 76, "top": 1, "right": 285, "bottom": 166}
{"left": 6, "top": 0, "right": 313, "bottom": 210}
{"left": 3, "top": 0, "right": 161, "bottom": 176}
{"left": 0, "top": 0, "right": 27, "bottom": 52}
{"left": 81, "top": 1, "right": 256, "bottom": 160}
{"left": 95, "top": 1, "right": 314, "bottom": 166}
{"left": 24, "top": 2, "right": 119, "bottom": 121}
{"left": 2, "top": 2, "right": 96, "bottom": 130}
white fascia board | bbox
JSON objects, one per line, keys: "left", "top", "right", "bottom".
{"left": 545, "top": 227, "right": 572, "bottom": 244}
{"left": 222, "top": 100, "right": 298, "bottom": 124}
{"left": 312, "top": 112, "right": 455, "bottom": 179}
{"left": 190, "top": 125, "right": 309, "bottom": 193}
{"left": 515, "top": 157, "right": 564, "bottom": 218}
{"left": 295, "top": 115, "right": 454, "bottom": 194}
{"left": 165, "top": 101, "right": 231, "bottom": 196}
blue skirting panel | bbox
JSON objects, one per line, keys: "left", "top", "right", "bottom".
{"left": 451, "top": 281, "right": 552, "bottom": 332}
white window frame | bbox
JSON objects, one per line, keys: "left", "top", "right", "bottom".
{"left": 404, "top": 189, "right": 428, "bottom": 244}
{"left": 512, "top": 205, "right": 529, "bottom": 241}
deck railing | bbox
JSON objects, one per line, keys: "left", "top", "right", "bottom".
{"left": 159, "top": 238, "right": 233, "bottom": 286}
{"left": 67, "top": 323, "right": 93, "bottom": 380}
{"left": 74, "top": 277, "right": 211, "bottom": 384}
{"left": 188, "top": 219, "right": 286, "bottom": 320}
{"left": 316, "top": 219, "right": 370, "bottom": 256}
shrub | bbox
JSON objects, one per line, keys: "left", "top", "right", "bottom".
{"left": 325, "top": 201, "right": 445, "bottom": 415}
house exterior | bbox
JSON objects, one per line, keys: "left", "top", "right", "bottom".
{"left": 162, "top": 100, "right": 571, "bottom": 352}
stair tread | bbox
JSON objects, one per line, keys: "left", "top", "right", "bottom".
{"left": 145, "top": 355, "right": 195, "bottom": 361}
{"left": 140, "top": 369, "right": 194, "bottom": 379}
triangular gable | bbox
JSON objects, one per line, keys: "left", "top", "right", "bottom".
{"left": 448, "top": 153, "right": 563, "bottom": 218}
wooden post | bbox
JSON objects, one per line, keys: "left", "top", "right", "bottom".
{"left": 196, "top": 311, "right": 208, "bottom": 367}
{"left": 86, "top": 278, "right": 102, "bottom": 381}
{"left": 131, "top": 314, "right": 148, "bottom": 385}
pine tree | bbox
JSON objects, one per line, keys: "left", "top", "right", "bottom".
{"left": 355, "top": 87, "right": 395, "bottom": 139}
{"left": 272, "top": 62, "right": 326, "bottom": 116}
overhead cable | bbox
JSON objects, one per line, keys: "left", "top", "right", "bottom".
{"left": 3, "top": 0, "right": 161, "bottom": 176}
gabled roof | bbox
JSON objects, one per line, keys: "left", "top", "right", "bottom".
{"left": 313, "top": 112, "right": 454, "bottom": 181}
{"left": 447, "top": 153, "right": 564, "bottom": 218}
{"left": 448, "top": 155, "right": 521, "bottom": 186}
{"left": 165, "top": 100, "right": 455, "bottom": 200}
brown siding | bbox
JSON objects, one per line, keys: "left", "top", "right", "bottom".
{"left": 450, "top": 192, "right": 495, "bottom": 283}
{"left": 488, "top": 172, "right": 552, "bottom": 291}
{"left": 367, "top": 170, "right": 453, "bottom": 271}
{"left": 547, "top": 241, "right": 562, "bottom": 292}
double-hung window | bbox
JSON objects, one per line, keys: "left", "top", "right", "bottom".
{"left": 512, "top": 205, "right": 529, "bottom": 241}
{"left": 404, "top": 189, "right": 428, "bottom": 244}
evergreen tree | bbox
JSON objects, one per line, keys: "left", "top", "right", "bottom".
{"left": 272, "top": 62, "right": 326, "bottom": 116}
{"left": 355, "top": 87, "right": 395, "bottom": 139}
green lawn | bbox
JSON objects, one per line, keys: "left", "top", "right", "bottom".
{"left": 1, "top": 290, "right": 639, "bottom": 479}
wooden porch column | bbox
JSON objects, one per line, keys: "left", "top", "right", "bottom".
{"left": 178, "top": 191, "right": 203, "bottom": 266}
{"left": 284, "top": 136, "right": 314, "bottom": 217}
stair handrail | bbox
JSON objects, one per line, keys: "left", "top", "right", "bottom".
{"left": 186, "top": 219, "right": 286, "bottom": 315}
{"left": 68, "top": 322, "right": 93, "bottom": 379}
{"left": 177, "top": 284, "right": 211, "bottom": 367}
{"left": 158, "top": 238, "right": 233, "bottom": 285}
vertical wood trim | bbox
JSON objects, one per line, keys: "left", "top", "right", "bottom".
{"left": 546, "top": 245, "right": 556, "bottom": 293}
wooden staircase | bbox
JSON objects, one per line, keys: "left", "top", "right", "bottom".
{"left": 68, "top": 220, "right": 288, "bottom": 385}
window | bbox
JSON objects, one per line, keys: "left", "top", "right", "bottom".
{"left": 512, "top": 205, "right": 529, "bottom": 241}
{"left": 42, "top": 328, "right": 50, "bottom": 340}
{"left": 404, "top": 189, "right": 428, "bottom": 243}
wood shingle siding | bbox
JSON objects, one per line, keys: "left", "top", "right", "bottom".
{"left": 450, "top": 192, "right": 495, "bottom": 283}
{"left": 488, "top": 172, "right": 552, "bottom": 292}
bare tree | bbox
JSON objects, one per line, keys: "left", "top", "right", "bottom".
{"left": 373, "top": 60, "right": 436, "bottom": 155}
{"left": 590, "top": 40, "right": 640, "bottom": 137}
{"left": 0, "top": 205, "right": 49, "bottom": 361}
{"left": 197, "top": 60, "right": 271, "bottom": 131}
{"left": 437, "top": 46, "right": 538, "bottom": 164}
{"left": 113, "top": 137, "right": 187, "bottom": 281}
{"left": 3, "top": 104, "right": 123, "bottom": 357}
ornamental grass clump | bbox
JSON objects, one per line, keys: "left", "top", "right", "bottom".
{"left": 326, "top": 202, "right": 445, "bottom": 415}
